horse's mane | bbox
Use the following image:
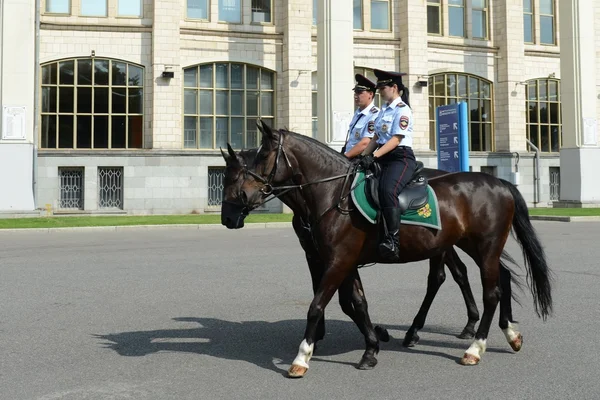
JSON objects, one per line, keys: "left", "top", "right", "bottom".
{"left": 274, "top": 128, "right": 350, "bottom": 165}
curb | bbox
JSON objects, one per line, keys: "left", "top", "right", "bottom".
{"left": 530, "top": 216, "right": 600, "bottom": 222}
{"left": 0, "top": 222, "right": 294, "bottom": 233}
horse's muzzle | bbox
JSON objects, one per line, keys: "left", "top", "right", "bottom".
{"left": 221, "top": 201, "right": 248, "bottom": 229}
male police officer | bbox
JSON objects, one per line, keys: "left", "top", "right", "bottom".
{"left": 342, "top": 74, "right": 380, "bottom": 159}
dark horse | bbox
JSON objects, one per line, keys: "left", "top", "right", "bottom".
{"left": 221, "top": 121, "right": 552, "bottom": 378}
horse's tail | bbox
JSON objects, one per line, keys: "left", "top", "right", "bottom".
{"left": 500, "top": 179, "right": 553, "bottom": 320}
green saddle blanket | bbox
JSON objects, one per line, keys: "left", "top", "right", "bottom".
{"left": 350, "top": 171, "right": 442, "bottom": 230}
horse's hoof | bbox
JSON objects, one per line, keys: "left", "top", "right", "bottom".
{"left": 288, "top": 364, "right": 308, "bottom": 378}
{"left": 509, "top": 333, "right": 523, "bottom": 352}
{"left": 460, "top": 353, "right": 480, "bottom": 366}
{"left": 357, "top": 355, "right": 378, "bottom": 370}
{"left": 375, "top": 325, "right": 390, "bottom": 342}
{"left": 457, "top": 329, "right": 476, "bottom": 340}
{"left": 402, "top": 333, "right": 419, "bottom": 347}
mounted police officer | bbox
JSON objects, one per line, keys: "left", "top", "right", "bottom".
{"left": 356, "top": 69, "right": 417, "bottom": 262}
{"left": 342, "top": 74, "right": 380, "bottom": 159}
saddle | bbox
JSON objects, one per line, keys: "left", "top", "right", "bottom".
{"left": 364, "top": 161, "right": 429, "bottom": 213}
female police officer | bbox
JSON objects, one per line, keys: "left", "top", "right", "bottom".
{"left": 342, "top": 74, "right": 380, "bottom": 159}
{"left": 357, "top": 69, "right": 417, "bottom": 262}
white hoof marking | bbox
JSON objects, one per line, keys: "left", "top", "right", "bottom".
{"left": 465, "top": 339, "right": 487, "bottom": 359}
{"left": 502, "top": 322, "right": 519, "bottom": 342}
{"left": 291, "top": 339, "right": 314, "bottom": 369}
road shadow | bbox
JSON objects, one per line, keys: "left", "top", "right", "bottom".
{"left": 94, "top": 318, "right": 508, "bottom": 375}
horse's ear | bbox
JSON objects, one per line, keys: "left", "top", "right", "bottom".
{"left": 220, "top": 147, "right": 230, "bottom": 162}
{"left": 257, "top": 119, "right": 278, "bottom": 150}
{"left": 227, "top": 143, "right": 237, "bottom": 159}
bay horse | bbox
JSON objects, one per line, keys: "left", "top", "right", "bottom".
{"left": 221, "top": 121, "right": 552, "bottom": 378}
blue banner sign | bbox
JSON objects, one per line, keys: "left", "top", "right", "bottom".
{"left": 436, "top": 102, "right": 469, "bottom": 172}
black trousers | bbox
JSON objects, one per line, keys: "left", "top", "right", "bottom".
{"left": 377, "top": 146, "right": 417, "bottom": 208}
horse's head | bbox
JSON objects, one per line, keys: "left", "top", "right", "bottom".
{"left": 221, "top": 120, "right": 292, "bottom": 229}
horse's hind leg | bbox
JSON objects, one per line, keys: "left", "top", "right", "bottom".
{"left": 498, "top": 266, "right": 523, "bottom": 352}
{"left": 445, "top": 248, "right": 480, "bottom": 339}
{"left": 461, "top": 246, "right": 503, "bottom": 366}
{"left": 403, "top": 254, "right": 446, "bottom": 347}
{"left": 338, "top": 270, "right": 387, "bottom": 369}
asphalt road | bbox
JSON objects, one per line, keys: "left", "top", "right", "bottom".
{"left": 1, "top": 222, "right": 599, "bottom": 400}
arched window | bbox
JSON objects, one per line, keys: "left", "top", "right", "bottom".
{"left": 183, "top": 63, "right": 275, "bottom": 149}
{"left": 428, "top": 73, "right": 494, "bottom": 151}
{"left": 40, "top": 58, "right": 144, "bottom": 149}
{"left": 525, "top": 78, "right": 561, "bottom": 152}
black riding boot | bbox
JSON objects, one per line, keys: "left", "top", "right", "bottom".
{"left": 379, "top": 207, "right": 402, "bottom": 262}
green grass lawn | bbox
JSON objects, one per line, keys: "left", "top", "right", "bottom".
{"left": 0, "top": 213, "right": 293, "bottom": 229}
{"left": 528, "top": 208, "right": 600, "bottom": 217}
{"left": 1, "top": 208, "right": 599, "bottom": 229}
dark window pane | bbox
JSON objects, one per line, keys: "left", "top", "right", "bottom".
{"left": 470, "top": 122, "right": 481, "bottom": 151}
{"left": 540, "top": 16, "right": 554, "bottom": 44}
{"left": 247, "top": 91, "right": 259, "bottom": 116}
{"left": 527, "top": 82, "right": 537, "bottom": 100}
{"left": 529, "top": 125, "right": 539, "bottom": 150}
{"left": 427, "top": 5, "right": 440, "bottom": 34}
{"left": 469, "top": 100, "right": 480, "bottom": 121}
{"left": 199, "top": 90, "right": 213, "bottom": 115}
{"left": 77, "top": 59, "right": 93, "bottom": 85}
{"left": 261, "top": 70, "right": 274, "bottom": 90}
{"left": 215, "top": 63, "right": 229, "bottom": 88}
{"left": 540, "top": 0, "right": 553, "bottom": 15}
{"left": 93, "top": 116, "right": 109, "bottom": 148}
{"left": 538, "top": 81, "right": 547, "bottom": 100}
{"left": 199, "top": 117, "right": 213, "bottom": 148}
{"left": 112, "top": 116, "right": 126, "bottom": 148}
{"left": 41, "top": 115, "right": 57, "bottom": 148}
{"left": 112, "top": 62, "right": 127, "bottom": 86}
{"left": 200, "top": 64, "right": 213, "bottom": 88}
{"left": 216, "top": 91, "right": 228, "bottom": 114}
{"left": 246, "top": 119, "right": 259, "bottom": 148}
{"left": 128, "top": 88, "right": 143, "bottom": 114}
{"left": 261, "top": 92, "right": 273, "bottom": 116}
{"left": 539, "top": 102, "right": 548, "bottom": 123}
{"left": 42, "top": 63, "right": 57, "bottom": 84}
{"left": 77, "top": 115, "right": 92, "bottom": 148}
{"left": 94, "top": 87, "right": 109, "bottom": 113}
{"left": 59, "top": 60, "right": 74, "bottom": 85}
{"left": 548, "top": 80, "right": 558, "bottom": 101}
{"left": 524, "top": 15, "right": 533, "bottom": 43}
{"left": 94, "top": 59, "right": 109, "bottom": 85}
{"left": 247, "top": 67, "right": 259, "bottom": 89}
{"left": 457, "top": 75, "right": 467, "bottom": 97}
{"left": 231, "top": 91, "right": 243, "bottom": 115}
{"left": 550, "top": 103, "right": 559, "bottom": 124}
{"left": 252, "top": 0, "right": 270, "bottom": 23}
{"left": 128, "top": 65, "right": 143, "bottom": 86}
{"left": 184, "top": 89, "right": 197, "bottom": 114}
{"left": 469, "top": 77, "right": 479, "bottom": 98}
{"left": 112, "top": 88, "right": 127, "bottom": 113}
{"left": 184, "top": 116, "right": 197, "bottom": 148}
{"left": 551, "top": 126, "right": 560, "bottom": 152}
{"left": 481, "top": 81, "right": 491, "bottom": 98}
{"left": 184, "top": 68, "right": 198, "bottom": 87}
{"left": 77, "top": 87, "right": 92, "bottom": 113}
{"left": 312, "top": 92, "right": 317, "bottom": 118}
{"left": 540, "top": 125, "right": 549, "bottom": 152}
{"left": 215, "top": 117, "right": 228, "bottom": 149}
{"left": 434, "top": 75, "right": 445, "bottom": 96}
{"left": 42, "top": 87, "right": 57, "bottom": 113}
{"left": 447, "top": 74, "right": 457, "bottom": 97}
{"left": 58, "top": 115, "right": 74, "bottom": 148}
{"left": 128, "top": 116, "right": 143, "bottom": 148}
{"left": 231, "top": 118, "right": 244, "bottom": 148}
{"left": 231, "top": 64, "right": 244, "bottom": 89}
{"left": 59, "top": 87, "right": 74, "bottom": 113}
{"left": 481, "top": 99, "right": 491, "bottom": 121}
{"left": 482, "top": 123, "right": 492, "bottom": 151}
{"left": 528, "top": 102, "right": 538, "bottom": 123}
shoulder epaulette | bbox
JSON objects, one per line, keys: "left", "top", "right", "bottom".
{"left": 370, "top": 106, "right": 379, "bottom": 113}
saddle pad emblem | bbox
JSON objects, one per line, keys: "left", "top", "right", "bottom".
{"left": 417, "top": 204, "right": 432, "bottom": 218}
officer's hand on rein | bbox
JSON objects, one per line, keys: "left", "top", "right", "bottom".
{"left": 358, "top": 154, "right": 375, "bottom": 170}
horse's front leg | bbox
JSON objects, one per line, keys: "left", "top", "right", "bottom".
{"left": 288, "top": 261, "right": 355, "bottom": 378}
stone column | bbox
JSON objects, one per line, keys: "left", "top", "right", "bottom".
{"left": 151, "top": 0, "right": 181, "bottom": 149}
{"left": 493, "top": 0, "right": 527, "bottom": 153}
{"left": 0, "top": 0, "right": 35, "bottom": 211}
{"left": 558, "top": 0, "right": 600, "bottom": 205}
{"left": 316, "top": 0, "right": 354, "bottom": 148}
{"left": 398, "top": 0, "right": 428, "bottom": 149}
{"left": 279, "top": 0, "right": 312, "bottom": 135}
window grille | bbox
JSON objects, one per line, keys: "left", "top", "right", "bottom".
{"left": 549, "top": 167, "right": 560, "bottom": 201}
{"left": 98, "top": 167, "right": 124, "bottom": 209}
{"left": 208, "top": 167, "right": 225, "bottom": 207}
{"left": 59, "top": 167, "right": 84, "bottom": 209}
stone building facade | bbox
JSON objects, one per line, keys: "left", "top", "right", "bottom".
{"left": 1, "top": 0, "right": 599, "bottom": 213}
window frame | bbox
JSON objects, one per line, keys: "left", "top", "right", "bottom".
{"left": 218, "top": 0, "right": 242, "bottom": 24}
{"left": 471, "top": 0, "right": 489, "bottom": 40}
{"left": 426, "top": 0, "right": 442, "bottom": 36}
{"left": 539, "top": 0, "right": 556, "bottom": 46}
{"left": 182, "top": 63, "right": 276, "bottom": 150}
{"left": 186, "top": 0, "right": 210, "bottom": 21}
{"left": 251, "top": 0, "right": 273, "bottom": 25}
{"left": 448, "top": 0, "right": 466, "bottom": 38}
{"left": 40, "top": 57, "right": 145, "bottom": 150}
{"left": 428, "top": 72, "right": 494, "bottom": 152}
{"left": 116, "top": 0, "right": 143, "bottom": 18}
{"left": 525, "top": 78, "right": 562, "bottom": 153}
{"left": 523, "top": 0, "right": 535, "bottom": 44}
{"left": 370, "top": 0, "right": 391, "bottom": 32}
{"left": 44, "top": 0, "right": 71, "bottom": 15}
{"left": 353, "top": 0, "right": 364, "bottom": 31}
